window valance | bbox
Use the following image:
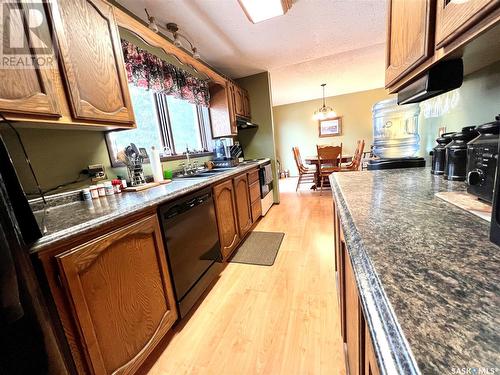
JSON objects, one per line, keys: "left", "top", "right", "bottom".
{"left": 121, "top": 40, "right": 210, "bottom": 107}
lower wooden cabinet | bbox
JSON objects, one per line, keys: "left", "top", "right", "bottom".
{"left": 233, "top": 173, "right": 252, "bottom": 237}
{"left": 55, "top": 215, "right": 177, "bottom": 374}
{"left": 213, "top": 179, "right": 240, "bottom": 259}
{"left": 248, "top": 169, "right": 262, "bottom": 224}
{"left": 334, "top": 202, "right": 381, "bottom": 375}
{"left": 251, "top": 200, "right": 262, "bottom": 223}
{"left": 213, "top": 169, "right": 261, "bottom": 260}
{"left": 345, "top": 249, "right": 362, "bottom": 375}
{"left": 365, "top": 323, "right": 381, "bottom": 375}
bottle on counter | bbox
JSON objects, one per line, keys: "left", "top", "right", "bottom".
{"left": 112, "top": 179, "right": 122, "bottom": 193}
{"left": 81, "top": 188, "right": 92, "bottom": 201}
{"left": 89, "top": 185, "right": 99, "bottom": 199}
{"left": 104, "top": 181, "right": 114, "bottom": 196}
{"left": 96, "top": 183, "right": 106, "bottom": 197}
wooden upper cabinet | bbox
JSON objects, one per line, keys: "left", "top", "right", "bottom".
{"left": 0, "top": 1, "right": 60, "bottom": 117}
{"left": 385, "top": 0, "right": 435, "bottom": 86}
{"left": 232, "top": 84, "right": 251, "bottom": 119}
{"left": 242, "top": 89, "right": 251, "bottom": 118}
{"left": 435, "top": 0, "right": 499, "bottom": 48}
{"left": 56, "top": 215, "right": 177, "bottom": 374}
{"left": 233, "top": 173, "right": 252, "bottom": 238}
{"left": 213, "top": 180, "right": 240, "bottom": 259}
{"left": 209, "top": 83, "right": 237, "bottom": 138}
{"left": 50, "top": 0, "right": 135, "bottom": 124}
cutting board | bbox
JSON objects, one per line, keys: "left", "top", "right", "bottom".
{"left": 435, "top": 191, "right": 492, "bottom": 222}
{"left": 123, "top": 180, "right": 171, "bottom": 192}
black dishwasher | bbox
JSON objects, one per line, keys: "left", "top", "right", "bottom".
{"left": 159, "top": 187, "right": 223, "bottom": 318}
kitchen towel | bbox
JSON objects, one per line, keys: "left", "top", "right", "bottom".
{"left": 264, "top": 164, "right": 273, "bottom": 185}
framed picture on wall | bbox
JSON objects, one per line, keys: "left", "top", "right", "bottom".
{"left": 319, "top": 116, "right": 342, "bottom": 137}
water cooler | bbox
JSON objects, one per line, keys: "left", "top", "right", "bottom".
{"left": 367, "top": 98, "right": 425, "bottom": 170}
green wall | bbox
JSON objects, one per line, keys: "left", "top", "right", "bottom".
{"left": 236, "top": 72, "right": 280, "bottom": 203}
{"left": 273, "top": 88, "right": 392, "bottom": 176}
{"left": 418, "top": 60, "right": 500, "bottom": 157}
{"left": 1, "top": 127, "right": 209, "bottom": 197}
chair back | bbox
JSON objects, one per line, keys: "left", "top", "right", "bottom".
{"left": 317, "top": 144, "right": 342, "bottom": 169}
{"left": 352, "top": 140, "right": 365, "bottom": 170}
{"left": 292, "top": 146, "right": 306, "bottom": 173}
{"left": 345, "top": 140, "right": 365, "bottom": 171}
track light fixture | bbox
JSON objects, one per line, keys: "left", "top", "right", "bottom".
{"left": 144, "top": 9, "right": 201, "bottom": 60}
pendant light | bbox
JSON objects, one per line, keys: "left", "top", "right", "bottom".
{"left": 313, "top": 83, "right": 336, "bottom": 120}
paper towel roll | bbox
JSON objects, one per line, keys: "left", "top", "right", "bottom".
{"left": 150, "top": 146, "right": 164, "bottom": 182}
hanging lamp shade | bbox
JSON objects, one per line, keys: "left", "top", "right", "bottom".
{"left": 313, "top": 83, "right": 336, "bottom": 120}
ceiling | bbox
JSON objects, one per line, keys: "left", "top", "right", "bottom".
{"left": 116, "top": 0, "right": 387, "bottom": 106}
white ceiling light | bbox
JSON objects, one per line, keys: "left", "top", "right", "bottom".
{"left": 238, "top": 0, "right": 292, "bottom": 24}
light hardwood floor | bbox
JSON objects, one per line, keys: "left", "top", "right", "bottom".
{"left": 145, "top": 177, "right": 346, "bottom": 375}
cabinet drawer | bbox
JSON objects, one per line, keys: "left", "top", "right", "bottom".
{"left": 251, "top": 200, "right": 262, "bottom": 223}
{"left": 248, "top": 169, "right": 260, "bottom": 184}
{"left": 249, "top": 181, "right": 261, "bottom": 203}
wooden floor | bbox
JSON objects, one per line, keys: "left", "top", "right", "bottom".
{"left": 145, "top": 178, "right": 346, "bottom": 375}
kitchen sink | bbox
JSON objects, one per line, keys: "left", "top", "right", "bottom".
{"left": 174, "top": 167, "right": 237, "bottom": 179}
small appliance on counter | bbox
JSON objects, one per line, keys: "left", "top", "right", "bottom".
{"left": 367, "top": 98, "right": 425, "bottom": 170}
{"left": 490, "top": 114, "right": 500, "bottom": 246}
{"left": 430, "top": 132, "right": 454, "bottom": 175}
{"left": 467, "top": 116, "right": 500, "bottom": 203}
{"left": 213, "top": 139, "right": 240, "bottom": 168}
{"left": 444, "top": 126, "right": 479, "bottom": 181}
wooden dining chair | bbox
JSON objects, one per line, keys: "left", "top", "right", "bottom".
{"left": 341, "top": 140, "right": 365, "bottom": 172}
{"left": 292, "top": 147, "right": 316, "bottom": 191}
{"left": 316, "top": 144, "right": 342, "bottom": 195}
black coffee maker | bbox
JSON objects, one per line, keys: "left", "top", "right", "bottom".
{"left": 444, "top": 126, "right": 479, "bottom": 181}
{"left": 430, "top": 132, "right": 454, "bottom": 175}
{"left": 467, "top": 117, "right": 500, "bottom": 203}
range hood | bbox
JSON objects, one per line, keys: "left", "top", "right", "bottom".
{"left": 397, "top": 59, "right": 463, "bottom": 105}
{"left": 236, "top": 117, "right": 258, "bottom": 130}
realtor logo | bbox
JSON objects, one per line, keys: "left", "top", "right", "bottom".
{"left": 1, "top": 0, "right": 55, "bottom": 69}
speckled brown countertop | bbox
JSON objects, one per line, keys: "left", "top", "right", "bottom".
{"left": 30, "top": 160, "right": 269, "bottom": 254}
{"left": 330, "top": 168, "right": 500, "bottom": 375}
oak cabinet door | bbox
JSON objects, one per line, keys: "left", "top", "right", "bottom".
{"left": 234, "top": 87, "right": 245, "bottom": 117}
{"left": 243, "top": 90, "right": 251, "bottom": 118}
{"left": 435, "top": 0, "right": 499, "bottom": 48}
{"left": 213, "top": 180, "right": 240, "bottom": 259}
{"left": 50, "top": 0, "right": 135, "bottom": 124}
{"left": 365, "top": 323, "right": 381, "bottom": 375}
{"left": 0, "top": 0, "right": 61, "bottom": 116}
{"left": 233, "top": 173, "right": 252, "bottom": 238}
{"left": 385, "top": 0, "right": 434, "bottom": 86}
{"left": 345, "top": 248, "right": 362, "bottom": 375}
{"left": 56, "top": 215, "right": 177, "bottom": 375}
{"left": 209, "top": 83, "right": 237, "bottom": 138}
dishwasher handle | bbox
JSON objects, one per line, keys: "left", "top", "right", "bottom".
{"left": 163, "top": 192, "right": 212, "bottom": 219}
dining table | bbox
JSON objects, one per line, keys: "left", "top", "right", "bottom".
{"left": 305, "top": 155, "right": 353, "bottom": 188}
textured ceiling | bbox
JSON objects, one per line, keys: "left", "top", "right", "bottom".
{"left": 117, "top": 0, "right": 387, "bottom": 105}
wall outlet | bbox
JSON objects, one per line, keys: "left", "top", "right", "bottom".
{"left": 88, "top": 164, "right": 106, "bottom": 182}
